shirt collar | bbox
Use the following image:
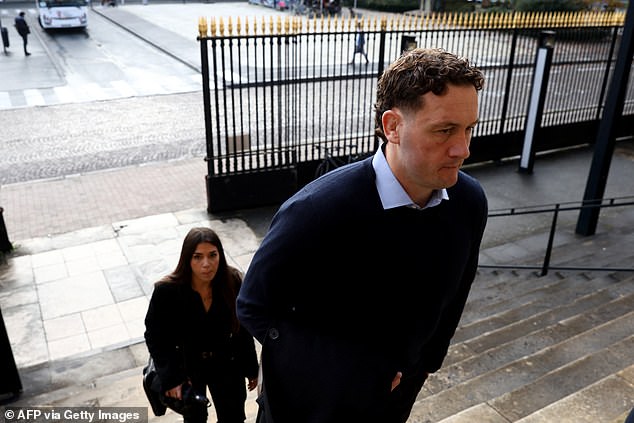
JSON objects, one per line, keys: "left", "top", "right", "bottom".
{"left": 372, "top": 146, "right": 449, "bottom": 211}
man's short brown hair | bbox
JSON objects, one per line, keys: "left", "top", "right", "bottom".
{"left": 374, "top": 48, "right": 484, "bottom": 142}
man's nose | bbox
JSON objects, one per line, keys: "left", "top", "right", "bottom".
{"left": 449, "top": 137, "right": 470, "bottom": 159}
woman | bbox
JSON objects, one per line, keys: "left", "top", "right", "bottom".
{"left": 145, "top": 227, "right": 259, "bottom": 423}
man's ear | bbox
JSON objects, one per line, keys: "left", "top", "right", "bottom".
{"left": 381, "top": 109, "right": 401, "bottom": 144}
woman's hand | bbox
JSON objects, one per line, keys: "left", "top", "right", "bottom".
{"left": 247, "top": 378, "right": 258, "bottom": 391}
{"left": 165, "top": 384, "right": 183, "bottom": 400}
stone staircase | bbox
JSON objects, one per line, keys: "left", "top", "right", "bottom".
{"left": 5, "top": 215, "right": 634, "bottom": 423}
{"left": 407, "top": 208, "right": 634, "bottom": 423}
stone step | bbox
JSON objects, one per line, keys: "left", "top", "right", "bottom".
{"left": 12, "top": 343, "right": 148, "bottom": 406}
{"left": 457, "top": 272, "right": 628, "bottom": 339}
{"left": 12, "top": 345, "right": 260, "bottom": 423}
{"left": 407, "top": 307, "right": 634, "bottom": 421}
{"left": 430, "top": 280, "right": 634, "bottom": 387}
{"left": 486, "top": 334, "right": 634, "bottom": 421}
{"left": 514, "top": 363, "right": 634, "bottom": 423}
{"left": 435, "top": 361, "right": 634, "bottom": 423}
{"left": 463, "top": 270, "right": 564, "bottom": 318}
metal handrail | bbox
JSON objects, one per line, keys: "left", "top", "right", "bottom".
{"left": 479, "top": 196, "right": 634, "bottom": 276}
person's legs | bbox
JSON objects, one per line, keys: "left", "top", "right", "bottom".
{"left": 21, "top": 34, "right": 29, "bottom": 55}
{"left": 208, "top": 366, "right": 247, "bottom": 423}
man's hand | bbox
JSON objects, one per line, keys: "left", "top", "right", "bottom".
{"left": 391, "top": 372, "right": 403, "bottom": 391}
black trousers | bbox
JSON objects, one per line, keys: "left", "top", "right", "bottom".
{"left": 255, "top": 371, "right": 428, "bottom": 423}
{"left": 20, "top": 34, "right": 28, "bottom": 54}
{"left": 185, "top": 359, "right": 247, "bottom": 423}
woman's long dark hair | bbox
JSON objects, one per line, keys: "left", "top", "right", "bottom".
{"left": 159, "top": 227, "right": 241, "bottom": 333}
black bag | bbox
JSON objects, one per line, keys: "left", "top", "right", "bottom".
{"left": 142, "top": 355, "right": 210, "bottom": 417}
{"left": 142, "top": 356, "right": 167, "bottom": 416}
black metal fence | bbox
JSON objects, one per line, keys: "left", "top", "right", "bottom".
{"left": 198, "top": 11, "right": 633, "bottom": 212}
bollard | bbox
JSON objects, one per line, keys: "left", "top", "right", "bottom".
{"left": 519, "top": 30, "right": 556, "bottom": 174}
{"left": 0, "top": 207, "right": 13, "bottom": 254}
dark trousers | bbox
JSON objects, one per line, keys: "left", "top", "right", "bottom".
{"left": 186, "top": 360, "right": 248, "bottom": 423}
{"left": 255, "top": 371, "right": 428, "bottom": 423}
{"left": 20, "top": 34, "right": 28, "bottom": 54}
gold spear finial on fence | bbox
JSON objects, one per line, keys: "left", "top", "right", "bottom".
{"left": 415, "top": 13, "right": 421, "bottom": 29}
{"left": 198, "top": 17, "right": 208, "bottom": 38}
{"left": 514, "top": 12, "right": 522, "bottom": 28}
{"left": 488, "top": 12, "right": 495, "bottom": 29}
{"left": 227, "top": 17, "right": 233, "bottom": 35}
{"left": 210, "top": 17, "right": 217, "bottom": 37}
{"left": 217, "top": 17, "right": 225, "bottom": 35}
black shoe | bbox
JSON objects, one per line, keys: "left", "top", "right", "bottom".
{"left": 25, "top": 52, "right": 31, "bottom": 56}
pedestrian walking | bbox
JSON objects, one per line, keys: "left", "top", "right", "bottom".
{"left": 14, "top": 11, "right": 30, "bottom": 56}
{"left": 349, "top": 22, "right": 369, "bottom": 65}
{"left": 238, "top": 48, "right": 487, "bottom": 423}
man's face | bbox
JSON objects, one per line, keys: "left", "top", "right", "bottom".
{"left": 383, "top": 83, "right": 479, "bottom": 204}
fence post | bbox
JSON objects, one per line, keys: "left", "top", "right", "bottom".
{"left": 198, "top": 19, "right": 216, "bottom": 213}
{"left": 499, "top": 28, "right": 519, "bottom": 135}
{"left": 376, "top": 17, "right": 387, "bottom": 77}
{"left": 519, "top": 30, "right": 556, "bottom": 174}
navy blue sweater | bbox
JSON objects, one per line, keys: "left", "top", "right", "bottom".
{"left": 237, "top": 156, "right": 487, "bottom": 422}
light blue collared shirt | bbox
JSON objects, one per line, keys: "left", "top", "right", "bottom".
{"left": 372, "top": 147, "right": 449, "bottom": 210}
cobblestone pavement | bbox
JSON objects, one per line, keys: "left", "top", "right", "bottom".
{"left": 0, "top": 92, "right": 205, "bottom": 185}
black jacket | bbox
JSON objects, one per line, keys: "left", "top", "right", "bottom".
{"left": 14, "top": 16, "right": 29, "bottom": 37}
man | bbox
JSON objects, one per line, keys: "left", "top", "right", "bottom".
{"left": 237, "top": 48, "right": 488, "bottom": 423}
{"left": 14, "top": 11, "right": 30, "bottom": 56}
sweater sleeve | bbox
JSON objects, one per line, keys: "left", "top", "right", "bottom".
{"left": 419, "top": 177, "right": 488, "bottom": 373}
{"left": 237, "top": 192, "right": 320, "bottom": 344}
